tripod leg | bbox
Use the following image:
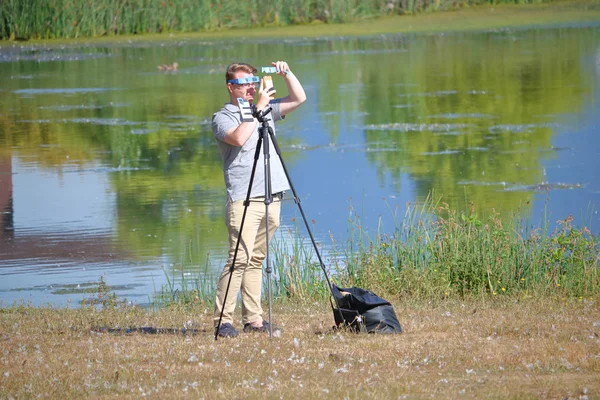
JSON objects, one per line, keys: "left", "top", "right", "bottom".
{"left": 260, "top": 125, "right": 275, "bottom": 338}
{"left": 265, "top": 205, "right": 273, "bottom": 338}
{"left": 266, "top": 127, "right": 345, "bottom": 319}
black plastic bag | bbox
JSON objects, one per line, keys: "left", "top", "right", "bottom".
{"left": 331, "top": 284, "right": 403, "bottom": 334}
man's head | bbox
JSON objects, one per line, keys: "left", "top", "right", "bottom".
{"left": 226, "top": 63, "right": 258, "bottom": 104}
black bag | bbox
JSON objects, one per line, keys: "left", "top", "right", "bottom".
{"left": 331, "top": 284, "right": 403, "bottom": 334}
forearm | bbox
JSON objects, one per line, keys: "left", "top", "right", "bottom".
{"left": 283, "top": 72, "right": 306, "bottom": 104}
{"left": 223, "top": 120, "right": 257, "bottom": 147}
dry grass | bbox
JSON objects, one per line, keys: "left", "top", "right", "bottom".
{"left": 1, "top": 298, "right": 599, "bottom": 399}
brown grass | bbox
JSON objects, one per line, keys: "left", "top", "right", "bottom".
{"left": 1, "top": 298, "right": 599, "bottom": 399}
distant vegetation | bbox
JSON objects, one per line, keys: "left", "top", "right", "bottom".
{"left": 1, "top": 0, "right": 561, "bottom": 40}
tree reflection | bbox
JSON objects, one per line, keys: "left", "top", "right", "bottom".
{"left": 312, "top": 29, "right": 594, "bottom": 216}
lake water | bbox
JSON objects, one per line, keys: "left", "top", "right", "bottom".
{"left": 1, "top": 24, "right": 599, "bottom": 307}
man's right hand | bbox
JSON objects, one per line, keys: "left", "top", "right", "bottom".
{"left": 255, "top": 76, "right": 276, "bottom": 112}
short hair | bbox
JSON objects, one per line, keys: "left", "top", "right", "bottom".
{"left": 225, "top": 62, "right": 257, "bottom": 83}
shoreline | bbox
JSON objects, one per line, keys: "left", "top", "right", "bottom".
{"left": 1, "top": 1, "right": 599, "bottom": 47}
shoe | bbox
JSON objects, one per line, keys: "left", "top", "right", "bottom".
{"left": 243, "top": 320, "right": 280, "bottom": 334}
{"left": 216, "top": 323, "right": 239, "bottom": 338}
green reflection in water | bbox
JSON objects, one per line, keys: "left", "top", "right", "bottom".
{"left": 0, "top": 42, "right": 308, "bottom": 270}
{"left": 311, "top": 28, "right": 597, "bottom": 216}
{"left": 0, "top": 26, "right": 598, "bottom": 275}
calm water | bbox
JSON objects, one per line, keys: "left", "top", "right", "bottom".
{"left": 1, "top": 25, "right": 599, "bottom": 307}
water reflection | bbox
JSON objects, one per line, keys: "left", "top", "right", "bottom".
{"left": 0, "top": 26, "right": 599, "bottom": 306}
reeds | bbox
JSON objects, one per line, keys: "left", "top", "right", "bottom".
{"left": 157, "top": 195, "right": 599, "bottom": 307}
{"left": 1, "top": 0, "right": 556, "bottom": 40}
{"left": 332, "top": 195, "right": 599, "bottom": 301}
{"left": 154, "top": 249, "right": 216, "bottom": 309}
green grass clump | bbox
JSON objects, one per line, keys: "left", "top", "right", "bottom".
{"left": 337, "top": 195, "right": 599, "bottom": 302}
{"left": 153, "top": 252, "right": 216, "bottom": 309}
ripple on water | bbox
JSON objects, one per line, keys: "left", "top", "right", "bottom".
{"left": 18, "top": 115, "right": 211, "bottom": 132}
{"left": 458, "top": 181, "right": 509, "bottom": 187}
{"left": 163, "top": 122, "right": 201, "bottom": 130}
{"left": 316, "top": 48, "right": 408, "bottom": 56}
{"left": 1, "top": 281, "right": 142, "bottom": 299}
{"left": 422, "top": 113, "right": 497, "bottom": 119}
{"left": 39, "top": 103, "right": 129, "bottom": 111}
{"left": 130, "top": 128, "right": 159, "bottom": 135}
{"left": 433, "top": 131, "right": 469, "bottom": 136}
{"left": 14, "top": 88, "right": 122, "bottom": 95}
{"left": 465, "top": 147, "right": 490, "bottom": 152}
{"left": 61, "top": 166, "right": 153, "bottom": 174}
{"left": 68, "top": 118, "right": 139, "bottom": 126}
{"left": 164, "top": 115, "right": 210, "bottom": 123}
{"left": 17, "top": 119, "right": 52, "bottom": 124}
{"left": 397, "top": 90, "right": 458, "bottom": 97}
{"left": 488, "top": 122, "right": 559, "bottom": 134}
{"left": 421, "top": 150, "right": 461, "bottom": 156}
{"left": 502, "top": 182, "right": 585, "bottom": 192}
{"left": 364, "top": 122, "right": 472, "bottom": 133}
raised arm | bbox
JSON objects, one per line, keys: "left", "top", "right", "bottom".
{"left": 271, "top": 61, "right": 307, "bottom": 116}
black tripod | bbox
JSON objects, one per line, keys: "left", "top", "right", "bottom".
{"left": 214, "top": 104, "right": 343, "bottom": 340}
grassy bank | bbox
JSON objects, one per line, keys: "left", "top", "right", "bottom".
{"left": 1, "top": 298, "right": 599, "bottom": 398}
{"left": 155, "top": 196, "right": 599, "bottom": 309}
{"left": 2, "top": 0, "right": 600, "bottom": 41}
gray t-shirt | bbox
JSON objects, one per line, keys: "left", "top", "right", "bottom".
{"left": 212, "top": 100, "right": 291, "bottom": 202}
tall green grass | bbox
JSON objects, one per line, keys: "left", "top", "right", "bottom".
{"left": 156, "top": 195, "right": 599, "bottom": 307}
{"left": 1, "top": 0, "right": 558, "bottom": 40}
{"left": 335, "top": 195, "right": 599, "bottom": 301}
{"left": 153, "top": 249, "right": 216, "bottom": 309}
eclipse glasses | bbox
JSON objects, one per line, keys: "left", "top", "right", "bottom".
{"left": 227, "top": 67, "right": 288, "bottom": 85}
{"left": 227, "top": 76, "right": 260, "bottom": 85}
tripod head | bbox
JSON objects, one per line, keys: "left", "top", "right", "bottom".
{"left": 251, "top": 104, "right": 273, "bottom": 124}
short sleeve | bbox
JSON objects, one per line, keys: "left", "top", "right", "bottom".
{"left": 213, "top": 110, "right": 240, "bottom": 142}
{"left": 269, "top": 99, "right": 285, "bottom": 122}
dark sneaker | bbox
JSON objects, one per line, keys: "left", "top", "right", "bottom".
{"left": 216, "top": 323, "right": 239, "bottom": 338}
{"left": 243, "top": 320, "right": 281, "bottom": 335}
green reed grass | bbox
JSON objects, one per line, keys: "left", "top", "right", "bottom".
{"left": 156, "top": 195, "right": 599, "bottom": 308}
{"left": 153, "top": 248, "right": 216, "bottom": 308}
{"left": 270, "top": 219, "right": 331, "bottom": 300}
{"left": 335, "top": 194, "right": 599, "bottom": 301}
{"left": 1, "top": 0, "right": 560, "bottom": 40}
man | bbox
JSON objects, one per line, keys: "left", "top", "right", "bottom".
{"left": 212, "top": 61, "right": 306, "bottom": 337}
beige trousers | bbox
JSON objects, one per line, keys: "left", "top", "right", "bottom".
{"left": 213, "top": 195, "right": 281, "bottom": 326}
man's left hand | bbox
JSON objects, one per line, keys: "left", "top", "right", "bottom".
{"left": 271, "top": 61, "right": 290, "bottom": 76}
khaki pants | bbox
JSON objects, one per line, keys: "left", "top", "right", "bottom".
{"left": 213, "top": 195, "right": 282, "bottom": 326}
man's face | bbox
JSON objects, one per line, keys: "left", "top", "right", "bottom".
{"left": 228, "top": 70, "right": 257, "bottom": 103}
